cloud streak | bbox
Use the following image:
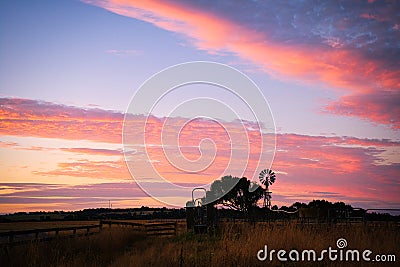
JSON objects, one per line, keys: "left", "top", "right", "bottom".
{"left": 105, "top": 49, "right": 142, "bottom": 56}
{"left": 1, "top": 97, "right": 399, "bottom": 210}
{"left": 84, "top": 0, "right": 400, "bottom": 128}
{"left": 0, "top": 98, "right": 123, "bottom": 143}
{"left": 60, "top": 147, "right": 123, "bottom": 156}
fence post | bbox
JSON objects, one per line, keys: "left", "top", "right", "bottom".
{"left": 174, "top": 221, "right": 177, "bottom": 236}
{"left": 8, "top": 233, "right": 13, "bottom": 243}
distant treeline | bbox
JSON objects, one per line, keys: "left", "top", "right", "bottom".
{"left": 1, "top": 200, "right": 398, "bottom": 222}
{"left": 220, "top": 200, "right": 400, "bottom": 221}
{"left": 0, "top": 206, "right": 186, "bottom": 222}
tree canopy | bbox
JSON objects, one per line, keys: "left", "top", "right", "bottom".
{"left": 205, "top": 175, "right": 264, "bottom": 213}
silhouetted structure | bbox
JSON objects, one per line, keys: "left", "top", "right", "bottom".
{"left": 186, "top": 188, "right": 218, "bottom": 234}
{"left": 259, "top": 169, "right": 276, "bottom": 209}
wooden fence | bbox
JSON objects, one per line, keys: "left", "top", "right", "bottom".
{"left": 0, "top": 221, "right": 178, "bottom": 245}
{"left": 0, "top": 224, "right": 102, "bottom": 245}
{"left": 100, "top": 220, "right": 143, "bottom": 229}
{"left": 101, "top": 220, "right": 177, "bottom": 236}
{"left": 145, "top": 222, "right": 177, "bottom": 236}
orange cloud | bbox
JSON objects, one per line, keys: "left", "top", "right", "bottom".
{"left": 31, "top": 117, "right": 399, "bottom": 209}
{"left": 0, "top": 140, "right": 18, "bottom": 148}
{"left": 33, "top": 159, "right": 130, "bottom": 180}
{"left": 60, "top": 147, "right": 123, "bottom": 156}
{"left": 0, "top": 182, "right": 148, "bottom": 213}
{"left": 0, "top": 98, "right": 123, "bottom": 143}
{"left": 1, "top": 98, "right": 399, "bottom": 209}
{"left": 85, "top": 0, "right": 400, "bottom": 127}
{"left": 12, "top": 128, "right": 400, "bottom": 209}
{"left": 325, "top": 90, "right": 400, "bottom": 128}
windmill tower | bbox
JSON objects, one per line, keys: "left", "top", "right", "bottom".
{"left": 259, "top": 169, "right": 276, "bottom": 209}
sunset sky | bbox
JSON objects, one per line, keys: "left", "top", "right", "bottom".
{"left": 0, "top": 0, "right": 399, "bottom": 213}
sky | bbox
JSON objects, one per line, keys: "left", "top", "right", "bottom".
{"left": 0, "top": 0, "right": 399, "bottom": 213}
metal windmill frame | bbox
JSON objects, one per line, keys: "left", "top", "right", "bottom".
{"left": 259, "top": 169, "right": 276, "bottom": 209}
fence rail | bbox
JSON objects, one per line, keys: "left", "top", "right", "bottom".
{"left": 145, "top": 222, "right": 177, "bottom": 236}
{"left": 100, "top": 220, "right": 143, "bottom": 227}
{"left": 0, "top": 220, "right": 178, "bottom": 246}
{"left": 101, "top": 220, "right": 177, "bottom": 236}
{"left": 0, "top": 224, "right": 102, "bottom": 244}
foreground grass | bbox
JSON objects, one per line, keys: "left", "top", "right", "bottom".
{"left": 1, "top": 222, "right": 398, "bottom": 266}
{"left": 1, "top": 227, "right": 146, "bottom": 267}
{"left": 112, "top": 222, "right": 399, "bottom": 267}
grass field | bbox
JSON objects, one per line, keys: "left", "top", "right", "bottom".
{"left": 1, "top": 221, "right": 398, "bottom": 267}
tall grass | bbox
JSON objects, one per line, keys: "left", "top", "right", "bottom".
{"left": 1, "top": 227, "right": 146, "bottom": 267}
{"left": 111, "top": 222, "right": 399, "bottom": 267}
{"left": 1, "top": 222, "right": 398, "bottom": 266}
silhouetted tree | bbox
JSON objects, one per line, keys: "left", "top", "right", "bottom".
{"left": 307, "top": 200, "right": 353, "bottom": 211}
{"left": 205, "top": 175, "right": 264, "bottom": 213}
{"left": 290, "top": 202, "right": 307, "bottom": 211}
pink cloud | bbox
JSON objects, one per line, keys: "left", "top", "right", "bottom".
{"left": 60, "top": 147, "right": 123, "bottom": 156}
{"left": 15, "top": 129, "right": 400, "bottom": 209}
{"left": 0, "top": 98, "right": 123, "bottom": 143}
{"left": 84, "top": 0, "right": 400, "bottom": 128}
{"left": 1, "top": 98, "right": 399, "bottom": 209}
{"left": 33, "top": 159, "right": 130, "bottom": 180}
{"left": 0, "top": 140, "right": 19, "bottom": 148}
{"left": 325, "top": 90, "right": 400, "bottom": 128}
{"left": 33, "top": 124, "right": 400, "bottom": 210}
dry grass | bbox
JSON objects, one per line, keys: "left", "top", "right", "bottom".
{"left": 111, "top": 222, "right": 399, "bottom": 267}
{"left": 0, "top": 227, "right": 146, "bottom": 267}
{"left": 1, "top": 222, "right": 399, "bottom": 267}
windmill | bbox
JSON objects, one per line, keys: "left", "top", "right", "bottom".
{"left": 259, "top": 169, "right": 276, "bottom": 209}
